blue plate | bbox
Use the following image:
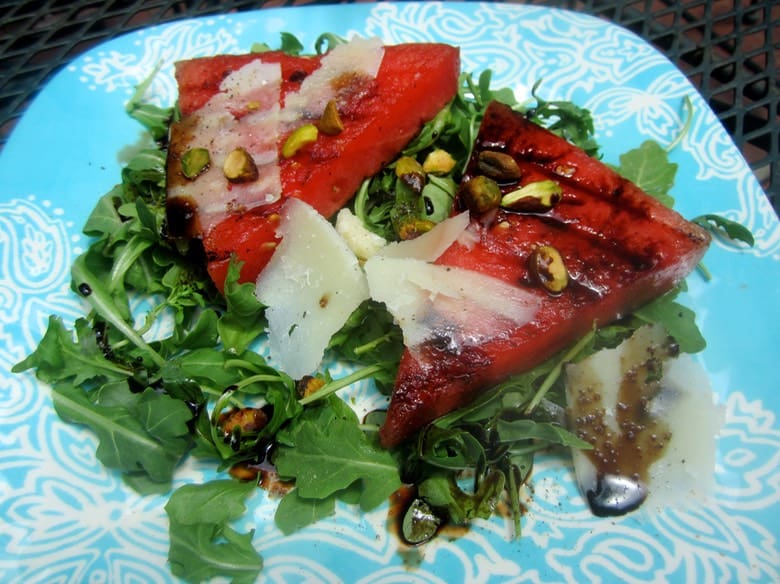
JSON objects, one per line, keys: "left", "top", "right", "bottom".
{"left": 2, "top": 3, "right": 778, "bottom": 582}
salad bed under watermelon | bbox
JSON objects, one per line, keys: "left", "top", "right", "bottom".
{"left": 12, "top": 33, "right": 751, "bottom": 583}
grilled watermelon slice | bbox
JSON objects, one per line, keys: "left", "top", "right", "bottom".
{"left": 378, "top": 100, "right": 711, "bottom": 448}
{"left": 165, "top": 41, "right": 460, "bottom": 291}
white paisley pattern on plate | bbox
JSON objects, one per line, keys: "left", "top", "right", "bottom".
{"left": 1, "top": 3, "right": 778, "bottom": 583}
{"left": 75, "top": 17, "right": 242, "bottom": 106}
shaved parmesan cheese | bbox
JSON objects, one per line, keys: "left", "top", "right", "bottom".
{"left": 565, "top": 324, "right": 722, "bottom": 516}
{"left": 365, "top": 212, "right": 539, "bottom": 350}
{"left": 646, "top": 354, "right": 722, "bottom": 506}
{"left": 255, "top": 198, "right": 369, "bottom": 379}
{"left": 379, "top": 211, "right": 470, "bottom": 261}
{"left": 257, "top": 206, "right": 540, "bottom": 376}
{"left": 282, "top": 37, "right": 385, "bottom": 122}
{"left": 364, "top": 255, "right": 540, "bottom": 351}
{"left": 167, "top": 60, "right": 284, "bottom": 236}
{"left": 168, "top": 37, "right": 386, "bottom": 239}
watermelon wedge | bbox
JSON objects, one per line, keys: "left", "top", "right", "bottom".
{"left": 165, "top": 40, "right": 460, "bottom": 291}
{"left": 378, "top": 100, "right": 711, "bottom": 448}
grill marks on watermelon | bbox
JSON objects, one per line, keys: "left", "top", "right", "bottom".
{"left": 378, "top": 101, "right": 711, "bottom": 448}
{"left": 165, "top": 42, "right": 460, "bottom": 292}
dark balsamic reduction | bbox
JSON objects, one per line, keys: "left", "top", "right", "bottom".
{"left": 288, "top": 69, "right": 308, "bottom": 83}
{"left": 587, "top": 474, "right": 648, "bottom": 517}
{"left": 166, "top": 196, "right": 199, "bottom": 239}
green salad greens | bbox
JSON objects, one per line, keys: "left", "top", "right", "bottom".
{"left": 13, "top": 33, "right": 751, "bottom": 583}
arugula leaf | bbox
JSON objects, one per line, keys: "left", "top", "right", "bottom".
{"left": 314, "top": 32, "right": 347, "bottom": 54}
{"left": 274, "top": 487, "right": 337, "bottom": 535}
{"left": 161, "top": 347, "right": 241, "bottom": 393}
{"left": 416, "top": 425, "right": 486, "bottom": 471}
{"left": 633, "top": 291, "right": 706, "bottom": 353}
{"left": 12, "top": 316, "right": 130, "bottom": 385}
{"left": 278, "top": 31, "right": 304, "bottom": 55}
{"left": 82, "top": 187, "right": 131, "bottom": 244}
{"left": 418, "top": 469, "right": 505, "bottom": 525}
{"left": 251, "top": 31, "right": 344, "bottom": 56}
{"left": 423, "top": 175, "right": 458, "bottom": 222}
{"left": 495, "top": 418, "right": 591, "bottom": 449}
{"left": 693, "top": 213, "right": 755, "bottom": 246}
{"left": 121, "top": 148, "right": 167, "bottom": 195}
{"left": 51, "top": 383, "right": 192, "bottom": 489}
{"left": 72, "top": 253, "right": 166, "bottom": 367}
{"left": 124, "top": 65, "right": 174, "bottom": 141}
{"left": 274, "top": 397, "right": 401, "bottom": 512}
{"left": 166, "top": 480, "right": 262, "bottom": 584}
{"left": 218, "top": 260, "right": 267, "bottom": 354}
{"left": 327, "top": 301, "right": 403, "bottom": 392}
{"left": 255, "top": 377, "right": 302, "bottom": 434}
{"left": 526, "top": 80, "right": 599, "bottom": 157}
{"left": 160, "top": 307, "right": 219, "bottom": 353}
{"left": 613, "top": 140, "right": 677, "bottom": 206}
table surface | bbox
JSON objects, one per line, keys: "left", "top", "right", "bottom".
{"left": 1, "top": 0, "right": 777, "bottom": 213}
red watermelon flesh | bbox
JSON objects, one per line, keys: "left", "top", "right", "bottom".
{"left": 378, "top": 100, "right": 711, "bottom": 448}
{"left": 165, "top": 42, "right": 460, "bottom": 291}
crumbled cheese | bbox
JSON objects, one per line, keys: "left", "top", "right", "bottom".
{"left": 335, "top": 208, "right": 387, "bottom": 260}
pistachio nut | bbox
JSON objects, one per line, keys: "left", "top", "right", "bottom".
{"left": 529, "top": 244, "right": 568, "bottom": 294}
{"left": 458, "top": 175, "right": 502, "bottom": 214}
{"left": 477, "top": 150, "right": 522, "bottom": 182}
{"left": 397, "top": 217, "right": 435, "bottom": 240}
{"left": 223, "top": 147, "right": 259, "bottom": 182}
{"left": 318, "top": 100, "right": 344, "bottom": 135}
{"left": 282, "top": 123, "right": 319, "bottom": 158}
{"left": 422, "top": 149, "right": 457, "bottom": 175}
{"left": 181, "top": 147, "right": 210, "bottom": 179}
{"left": 395, "top": 155, "right": 425, "bottom": 178}
{"left": 501, "top": 179, "right": 562, "bottom": 212}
